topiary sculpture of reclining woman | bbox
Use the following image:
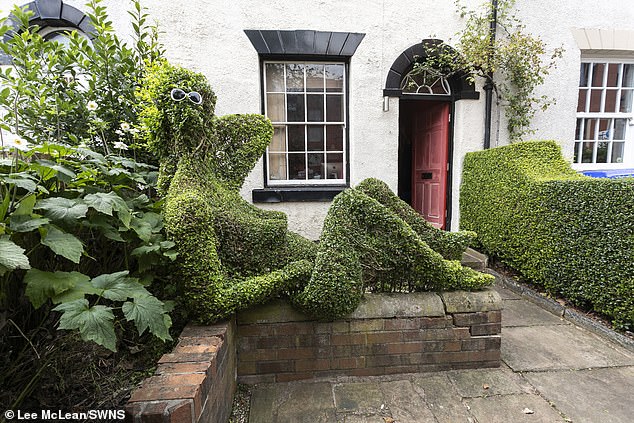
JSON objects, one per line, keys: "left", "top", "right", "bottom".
{"left": 138, "top": 61, "right": 317, "bottom": 323}
{"left": 139, "top": 61, "right": 493, "bottom": 323}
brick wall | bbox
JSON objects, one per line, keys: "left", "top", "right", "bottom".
{"left": 237, "top": 289, "right": 502, "bottom": 383}
{"left": 126, "top": 321, "right": 237, "bottom": 423}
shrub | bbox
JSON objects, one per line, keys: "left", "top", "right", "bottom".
{"left": 0, "top": 143, "right": 175, "bottom": 352}
{"left": 461, "top": 140, "right": 634, "bottom": 330}
{"left": 0, "top": 0, "right": 163, "bottom": 158}
{"left": 294, "top": 182, "right": 493, "bottom": 320}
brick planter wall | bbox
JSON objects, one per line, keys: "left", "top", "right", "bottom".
{"left": 125, "top": 321, "right": 237, "bottom": 423}
{"left": 236, "top": 288, "right": 502, "bottom": 383}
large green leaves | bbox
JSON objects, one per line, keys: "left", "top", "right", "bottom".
{"left": 24, "top": 269, "right": 90, "bottom": 309}
{"left": 54, "top": 299, "right": 116, "bottom": 351}
{"left": 40, "top": 226, "right": 84, "bottom": 263}
{"left": 91, "top": 271, "right": 150, "bottom": 301}
{"left": 36, "top": 197, "right": 88, "bottom": 222}
{"left": 84, "top": 191, "right": 131, "bottom": 226}
{"left": 0, "top": 236, "right": 30, "bottom": 276}
{"left": 123, "top": 295, "right": 172, "bottom": 341}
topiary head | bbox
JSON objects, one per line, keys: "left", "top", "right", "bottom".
{"left": 138, "top": 60, "right": 217, "bottom": 159}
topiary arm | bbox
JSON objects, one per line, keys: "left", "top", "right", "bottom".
{"left": 212, "top": 114, "right": 274, "bottom": 190}
{"left": 355, "top": 178, "right": 476, "bottom": 260}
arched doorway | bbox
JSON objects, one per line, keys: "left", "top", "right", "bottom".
{"left": 384, "top": 39, "right": 479, "bottom": 229}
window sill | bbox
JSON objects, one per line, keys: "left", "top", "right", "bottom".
{"left": 252, "top": 186, "right": 346, "bottom": 203}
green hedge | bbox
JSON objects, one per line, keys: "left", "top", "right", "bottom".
{"left": 461, "top": 140, "right": 634, "bottom": 330}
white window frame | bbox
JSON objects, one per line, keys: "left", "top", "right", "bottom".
{"left": 573, "top": 58, "right": 634, "bottom": 170}
{"left": 263, "top": 60, "right": 347, "bottom": 186}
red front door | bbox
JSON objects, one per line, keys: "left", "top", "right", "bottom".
{"left": 411, "top": 102, "right": 450, "bottom": 229}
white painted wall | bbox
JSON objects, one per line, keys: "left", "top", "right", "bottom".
{"left": 2, "top": 0, "right": 633, "bottom": 238}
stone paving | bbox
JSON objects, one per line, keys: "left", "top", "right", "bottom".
{"left": 248, "top": 284, "right": 634, "bottom": 422}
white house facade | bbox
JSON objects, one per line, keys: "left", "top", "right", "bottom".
{"left": 2, "top": 0, "right": 634, "bottom": 239}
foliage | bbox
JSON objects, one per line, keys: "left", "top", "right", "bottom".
{"left": 0, "top": 143, "right": 175, "bottom": 351}
{"left": 140, "top": 61, "right": 317, "bottom": 323}
{"left": 0, "top": 0, "right": 163, "bottom": 157}
{"left": 461, "top": 140, "right": 634, "bottom": 330}
{"left": 356, "top": 178, "right": 476, "bottom": 260}
{"left": 293, "top": 180, "right": 493, "bottom": 320}
{"left": 414, "top": 0, "right": 563, "bottom": 141}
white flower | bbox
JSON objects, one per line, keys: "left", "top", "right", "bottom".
{"left": 87, "top": 101, "right": 98, "bottom": 111}
{"left": 120, "top": 122, "right": 131, "bottom": 132}
{"left": 113, "top": 141, "right": 129, "bottom": 150}
{"left": 10, "top": 137, "right": 29, "bottom": 151}
{"left": 115, "top": 129, "right": 124, "bottom": 136}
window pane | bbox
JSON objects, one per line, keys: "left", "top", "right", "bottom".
{"left": 619, "top": 89, "right": 633, "bottom": 112}
{"left": 326, "top": 125, "right": 344, "bottom": 150}
{"left": 306, "top": 64, "right": 324, "bottom": 92}
{"left": 575, "top": 118, "right": 583, "bottom": 140}
{"left": 614, "top": 119, "right": 626, "bottom": 140}
{"left": 582, "top": 142, "right": 594, "bottom": 163}
{"left": 307, "top": 125, "right": 324, "bottom": 151}
{"left": 306, "top": 94, "right": 324, "bottom": 122}
{"left": 326, "top": 94, "right": 343, "bottom": 122}
{"left": 596, "top": 142, "right": 608, "bottom": 163}
{"left": 287, "top": 94, "right": 305, "bottom": 121}
{"left": 591, "top": 63, "right": 605, "bottom": 87}
{"left": 612, "top": 142, "right": 625, "bottom": 163}
{"left": 268, "top": 153, "right": 287, "bottom": 180}
{"left": 579, "top": 63, "right": 590, "bottom": 87}
{"left": 325, "top": 64, "right": 344, "bottom": 92}
{"left": 583, "top": 119, "right": 596, "bottom": 140}
{"left": 623, "top": 64, "right": 634, "bottom": 87}
{"left": 270, "top": 126, "right": 286, "bottom": 151}
{"left": 589, "top": 89, "right": 602, "bottom": 112}
{"left": 604, "top": 89, "right": 617, "bottom": 113}
{"left": 266, "top": 63, "right": 285, "bottom": 92}
{"left": 574, "top": 141, "right": 581, "bottom": 163}
{"left": 326, "top": 153, "right": 344, "bottom": 179}
{"left": 308, "top": 153, "right": 325, "bottom": 179}
{"left": 598, "top": 119, "right": 610, "bottom": 140}
{"left": 288, "top": 125, "right": 305, "bottom": 151}
{"left": 606, "top": 64, "right": 620, "bottom": 87}
{"left": 577, "top": 89, "right": 587, "bottom": 112}
{"left": 289, "top": 153, "right": 306, "bottom": 180}
{"left": 286, "top": 64, "right": 304, "bottom": 92}
{"left": 266, "top": 93, "right": 285, "bottom": 122}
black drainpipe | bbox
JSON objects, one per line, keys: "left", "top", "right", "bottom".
{"left": 483, "top": 0, "right": 498, "bottom": 149}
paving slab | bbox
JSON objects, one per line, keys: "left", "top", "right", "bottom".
{"left": 493, "top": 284, "right": 521, "bottom": 300}
{"left": 379, "top": 379, "right": 436, "bottom": 422}
{"left": 411, "top": 373, "right": 473, "bottom": 423}
{"left": 465, "top": 393, "right": 567, "bottom": 423}
{"left": 525, "top": 366, "right": 634, "bottom": 423}
{"left": 249, "top": 382, "right": 335, "bottom": 423}
{"left": 502, "top": 298, "right": 567, "bottom": 327}
{"left": 447, "top": 367, "right": 533, "bottom": 398}
{"left": 334, "top": 382, "right": 386, "bottom": 415}
{"left": 502, "top": 325, "right": 634, "bottom": 371}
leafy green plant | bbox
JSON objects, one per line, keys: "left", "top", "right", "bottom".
{"left": 461, "top": 140, "right": 634, "bottom": 330}
{"left": 1, "top": 142, "right": 175, "bottom": 351}
{"left": 412, "top": 0, "right": 563, "bottom": 141}
{"left": 0, "top": 0, "right": 163, "bottom": 157}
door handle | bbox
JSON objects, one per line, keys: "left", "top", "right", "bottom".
{"left": 421, "top": 172, "right": 433, "bottom": 180}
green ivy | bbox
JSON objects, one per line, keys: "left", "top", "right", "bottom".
{"left": 414, "top": 0, "right": 563, "bottom": 141}
{"left": 460, "top": 140, "right": 634, "bottom": 330}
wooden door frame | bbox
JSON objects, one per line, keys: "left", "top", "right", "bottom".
{"left": 398, "top": 98, "right": 455, "bottom": 230}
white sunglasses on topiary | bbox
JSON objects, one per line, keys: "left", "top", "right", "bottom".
{"left": 170, "top": 88, "right": 203, "bottom": 105}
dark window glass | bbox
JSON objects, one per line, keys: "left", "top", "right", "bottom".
{"left": 287, "top": 94, "right": 305, "bottom": 122}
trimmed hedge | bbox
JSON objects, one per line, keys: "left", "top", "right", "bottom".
{"left": 294, "top": 181, "right": 493, "bottom": 320}
{"left": 461, "top": 140, "right": 634, "bottom": 330}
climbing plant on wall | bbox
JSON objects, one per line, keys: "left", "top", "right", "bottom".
{"left": 414, "top": 0, "right": 563, "bottom": 141}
